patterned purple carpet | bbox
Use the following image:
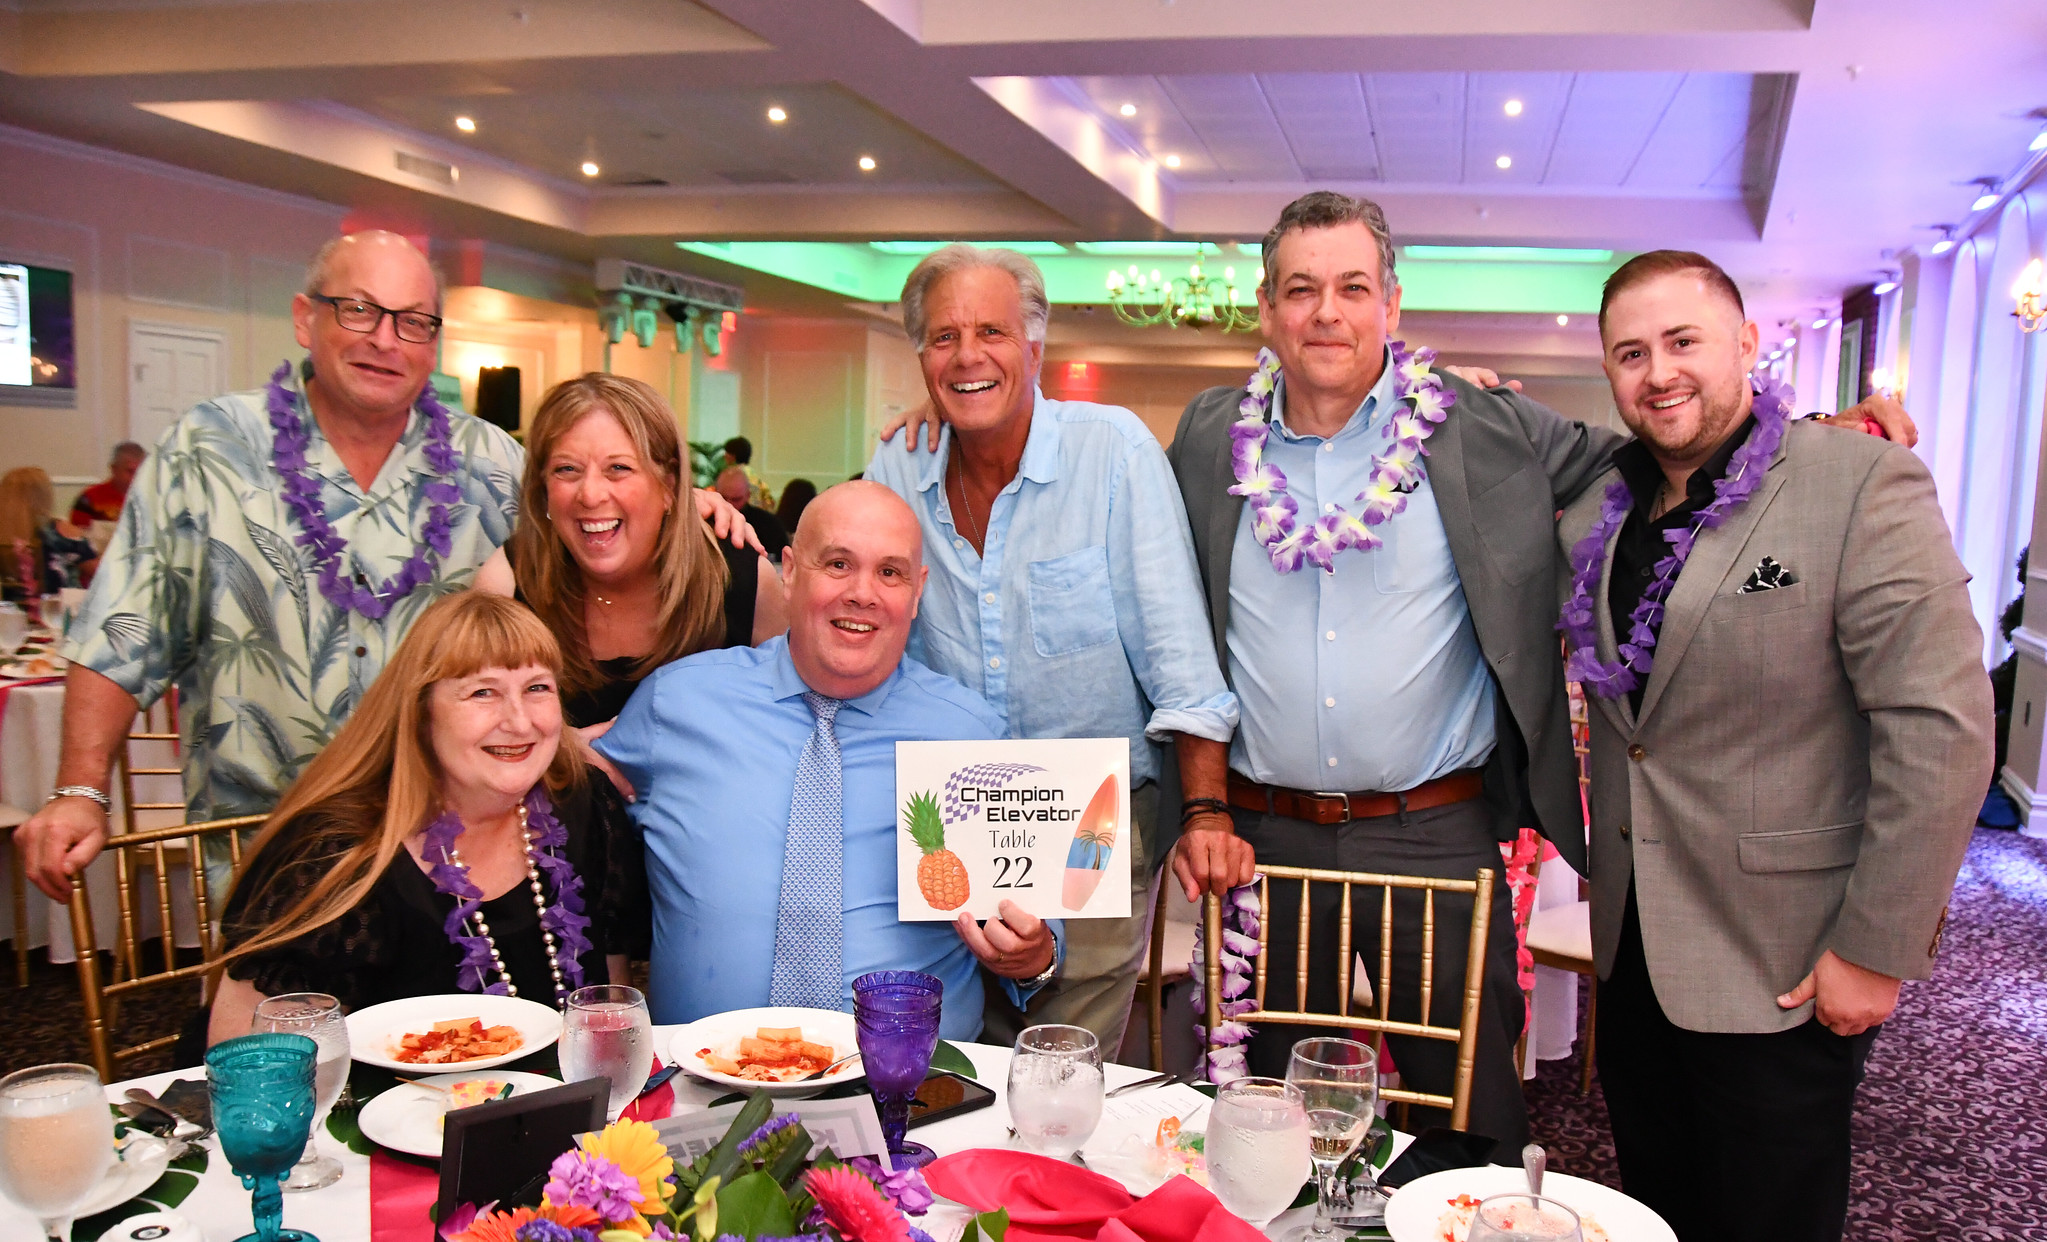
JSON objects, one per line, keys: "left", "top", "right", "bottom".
{"left": 1524, "top": 827, "right": 2047, "bottom": 1239}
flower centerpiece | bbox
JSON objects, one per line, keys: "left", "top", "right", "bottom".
{"left": 442, "top": 1090, "right": 1011, "bottom": 1242}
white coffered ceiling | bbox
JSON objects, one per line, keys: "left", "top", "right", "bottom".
{"left": 0, "top": 0, "right": 2042, "bottom": 332}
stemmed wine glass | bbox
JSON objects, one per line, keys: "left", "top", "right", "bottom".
{"left": 207, "top": 1033, "right": 320, "bottom": 1242}
{"left": 1467, "top": 1193, "right": 1586, "bottom": 1241}
{"left": 1204, "top": 1076, "right": 1312, "bottom": 1230}
{"left": 560, "top": 984, "right": 654, "bottom": 1120}
{"left": 1006, "top": 1024, "right": 1102, "bottom": 1161}
{"left": 853, "top": 970, "right": 943, "bottom": 1170}
{"left": 0, "top": 603, "right": 28, "bottom": 660}
{"left": 0, "top": 1064, "right": 115, "bottom": 1242}
{"left": 251, "top": 993, "right": 349, "bottom": 1191}
{"left": 1285, "top": 1037, "right": 1382, "bottom": 1236}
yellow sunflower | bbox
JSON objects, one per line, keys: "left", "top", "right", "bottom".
{"left": 579, "top": 1119, "right": 676, "bottom": 1232}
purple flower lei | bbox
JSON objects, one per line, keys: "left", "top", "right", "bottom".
{"left": 1558, "top": 377, "right": 1794, "bottom": 700}
{"left": 265, "top": 359, "right": 462, "bottom": 621}
{"left": 420, "top": 786, "right": 593, "bottom": 1001}
{"left": 1226, "top": 342, "right": 1455, "bottom": 574}
{"left": 1190, "top": 881, "right": 1261, "bottom": 1083}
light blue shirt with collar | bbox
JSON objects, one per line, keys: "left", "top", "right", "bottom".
{"left": 594, "top": 637, "right": 1062, "bottom": 1038}
{"left": 1226, "top": 350, "right": 1497, "bottom": 793}
{"left": 865, "top": 391, "right": 1237, "bottom": 787}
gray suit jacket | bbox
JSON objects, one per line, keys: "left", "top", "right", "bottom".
{"left": 1557, "top": 423, "right": 1992, "bottom": 1033}
{"left": 1165, "top": 374, "right": 1626, "bottom": 874}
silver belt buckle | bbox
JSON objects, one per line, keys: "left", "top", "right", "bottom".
{"left": 1313, "top": 790, "right": 1351, "bottom": 823}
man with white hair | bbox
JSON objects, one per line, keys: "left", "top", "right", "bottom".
{"left": 864, "top": 245, "right": 1245, "bottom": 1054}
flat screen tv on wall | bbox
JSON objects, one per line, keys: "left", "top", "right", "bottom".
{"left": 0, "top": 262, "right": 76, "bottom": 393}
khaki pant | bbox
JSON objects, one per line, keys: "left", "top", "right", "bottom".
{"left": 981, "top": 781, "right": 1159, "bottom": 1057}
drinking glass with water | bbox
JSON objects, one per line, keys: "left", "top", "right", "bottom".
{"left": 0, "top": 1063, "right": 115, "bottom": 1242}
{"left": 560, "top": 984, "right": 653, "bottom": 1119}
{"left": 251, "top": 993, "right": 350, "bottom": 1192}
{"left": 1006, "top": 1024, "right": 1103, "bottom": 1161}
{"left": 1205, "top": 1076, "right": 1312, "bottom": 1229}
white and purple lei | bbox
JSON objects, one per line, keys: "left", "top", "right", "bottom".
{"left": 1227, "top": 342, "right": 1455, "bottom": 574}
{"left": 1558, "top": 376, "right": 1793, "bottom": 700}
{"left": 1190, "top": 881, "right": 1262, "bottom": 1083}
{"left": 266, "top": 359, "right": 462, "bottom": 621}
{"left": 421, "top": 786, "right": 594, "bottom": 1001}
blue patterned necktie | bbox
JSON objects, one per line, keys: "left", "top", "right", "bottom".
{"left": 769, "top": 691, "right": 846, "bottom": 1010}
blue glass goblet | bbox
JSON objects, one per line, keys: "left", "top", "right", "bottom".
{"left": 852, "top": 970, "right": 943, "bottom": 1171}
{"left": 206, "top": 1033, "right": 320, "bottom": 1242}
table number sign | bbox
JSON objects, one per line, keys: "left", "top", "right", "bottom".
{"left": 895, "top": 738, "right": 1130, "bottom": 922}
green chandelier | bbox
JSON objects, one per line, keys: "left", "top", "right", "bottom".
{"left": 1104, "top": 261, "right": 1258, "bottom": 332}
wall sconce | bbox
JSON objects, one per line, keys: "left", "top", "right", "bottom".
{"left": 2015, "top": 258, "right": 2046, "bottom": 333}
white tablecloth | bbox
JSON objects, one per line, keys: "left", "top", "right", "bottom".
{"left": 0, "top": 682, "right": 194, "bottom": 964}
{"left": 2, "top": 1035, "right": 1412, "bottom": 1242}
{"left": 1525, "top": 854, "right": 1585, "bottom": 1075}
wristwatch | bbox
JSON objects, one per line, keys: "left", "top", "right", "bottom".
{"left": 1019, "top": 948, "right": 1060, "bottom": 992}
{"left": 48, "top": 785, "right": 111, "bottom": 810}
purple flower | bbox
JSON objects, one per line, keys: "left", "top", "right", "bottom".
{"left": 737, "top": 1112, "right": 800, "bottom": 1158}
{"left": 514, "top": 1223, "right": 598, "bottom": 1242}
{"left": 848, "top": 1155, "right": 934, "bottom": 1215}
{"left": 544, "top": 1150, "right": 643, "bottom": 1222}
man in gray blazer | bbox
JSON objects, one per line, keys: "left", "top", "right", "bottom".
{"left": 1559, "top": 250, "right": 1990, "bottom": 1240}
{"left": 1163, "top": 192, "right": 1916, "bottom": 1160}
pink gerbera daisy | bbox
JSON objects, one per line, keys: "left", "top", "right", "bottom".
{"left": 804, "top": 1164, "right": 912, "bottom": 1242}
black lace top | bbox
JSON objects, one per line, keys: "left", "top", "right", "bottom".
{"left": 220, "top": 776, "right": 649, "bottom": 1010}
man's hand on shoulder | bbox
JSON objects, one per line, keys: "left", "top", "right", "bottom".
{"left": 17, "top": 797, "right": 112, "bottom": 902}
{"left": 1441, "top": 364, "right": 1523, "bottom": 394}
{"left": 1812, "top": 392, "right": 1918, "bottom": 449}
{"left": 954, "top": 899, "right": 1055, "bottom": 979}
{"left": 879, "top": 399, "right": 945, "bottom": 453}
{"left": 1776, "top": 948, "right": 1901, "bottom": 1037}
{"left": 1171, "top": 812, "right": 1256, "bottom": 901}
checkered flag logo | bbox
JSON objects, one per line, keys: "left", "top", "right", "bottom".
{"left": 941, "top": 762, "right": 1045, "bottom": 825}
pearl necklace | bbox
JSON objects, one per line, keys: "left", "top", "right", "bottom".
{"left": 440, "top": 805, "right": 567, "bottom": 1002}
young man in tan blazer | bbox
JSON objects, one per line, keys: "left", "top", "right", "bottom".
{"left": 1559, "top": 251, "right": 1992, "bottom": 1241}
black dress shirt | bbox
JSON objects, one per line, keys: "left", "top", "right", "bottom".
{"left": 1606, "top": 416, "right": 1756, "bottom": 712}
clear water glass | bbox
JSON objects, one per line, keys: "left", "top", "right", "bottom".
{"left": 35, "top": 594, "right": 61, "bottom": 633}
{"left": 560, "top": 984, "right": 653, "bottom": 1119}
{"left": 207, "top": 1033, "right": 319, "bottom": 1242}
{"left": 1466, "top": 1192, "right": 1586, "bottom": 1241}
{"left": 0, "top": 603, "right": 27, "bottom": 658}
{"left": 1006, "top": 1024, "right": 1103, "bottom": 1161}
{"left": 0, "top": 1064, "right": 114, "bottom": 1242}
{"left": 1204, "top": 1076, "right": 1312, "bottom": 1229}
{"left": 251, "top": 992, "right": 349, "bottom": 1191}
{"left": 1285, "top": 1037, "right": 1381, "bottom": 1237}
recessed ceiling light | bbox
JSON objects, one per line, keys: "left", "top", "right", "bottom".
{"left": 1495, "top": 154, "right": 1512, "bottom": 169}
{"left": 1119, "top": 103, "right": 1137, "bottom": 117}
{"left": 1873, "top": 280, "right": 1899, "bottom": 295}
{"left": 1164, "top": 154, "right": 1182, "bottom": 168}
{"left": 2032, "top": 130, "right": 2047, "bottom": 152}
{"left": 580, "top": 160, "right": 600, "bottom": 177}
{"left": 1783, "top": 336, "right": 1797, "bottom": 348}
{"left": 858, "top": 155, "right": 877, "bottom": 172}
{"left": 454, "top": 116, "right": 476, "bottom": 133}
{"left": 767, "top": 106, "right": 788, "bottom": 124}
{"left": 1931, "top": 238, "right": 1955, "bottom": 255}
{"left": 1972, "top": 192, "right": 1999, "bottom": 211}
{"left": 1555, "top": 314, "right": 1569, "bottom": 326}
{"left": 1812, "top": 317, "right": 1829, "bottom": 329}
{"left": 1504, "top": 99, "right": 1524, "bottom": 117}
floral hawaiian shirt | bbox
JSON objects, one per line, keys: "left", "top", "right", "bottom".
{"left": 63, "top": 363, "right": 525, "bottom": 823}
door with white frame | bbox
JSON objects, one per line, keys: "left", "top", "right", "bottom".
{"left": 128, "top": 320, "right": 226, "bottom": 448}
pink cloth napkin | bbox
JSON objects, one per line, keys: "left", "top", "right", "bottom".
{"left": 620, "top": 1058, "right": 676, "bottom": 1123}
{"left": 369, "top": 1147, "right": 441, "bottom": 1242}
{"left": 924, "top": 1150, "right": 1264, "bottom": 1242}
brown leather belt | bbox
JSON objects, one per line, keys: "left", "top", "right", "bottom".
{"left": 1226, "top": 769, "right": 1485, "bottom": 826}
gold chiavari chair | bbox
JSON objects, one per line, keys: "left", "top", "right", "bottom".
{"left": 69, "top": 814, "right": 266, "bottom": 1081}
{"left": 1201, "top": 864, "right": 1496, "bottom": 1131}
{"left": 1, "top": 803, "right": 30, "bottom": 987}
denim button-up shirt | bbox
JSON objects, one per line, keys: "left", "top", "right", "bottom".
{"left": 866, "top": 391, "right": 1237, "bottom": 785}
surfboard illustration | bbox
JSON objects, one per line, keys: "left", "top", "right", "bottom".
{"left": 1062, "top": 774, "right": 1120, "bottom": 910}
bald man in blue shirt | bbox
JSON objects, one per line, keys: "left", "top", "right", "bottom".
{"left": 598, "top": 482, "right": 1061, "bottom": 1037}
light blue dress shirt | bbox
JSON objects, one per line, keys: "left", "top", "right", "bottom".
{"left": 594, "top": 638, "right": 1061, "bottom": 1038}
{"left": 1226, "top": 354, "right": 1497, "bottom": 792}
{"left": 865, "top": 392, "right": 1237, "bottom": 787}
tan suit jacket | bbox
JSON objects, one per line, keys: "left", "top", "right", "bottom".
{"left": 1556, "top": 422, "right": 1992, "bottom": 1033}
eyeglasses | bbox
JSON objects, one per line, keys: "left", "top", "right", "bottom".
{"left": 308, "top": 293, "right": 443, "bottom": 344}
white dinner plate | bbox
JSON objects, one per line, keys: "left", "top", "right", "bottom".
{"left": 355, "top": 1071, "right": 563, "bottom": 1158}
{"left": 1385, "top": 1166, "right": 1676, "bottom": 1242}
{"left": 345, "top": 993, "right": 562, "bottom": 1073}
{"left": 75, "top": 1132, "right": 172, "bottom": 1219}
{"left": 0, "top": 655, "right": 66, "bottom": 678}
{"left": 669, "top": 1006, "right": 862, "bottom": 1099}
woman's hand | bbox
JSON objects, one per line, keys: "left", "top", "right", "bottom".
{"left": 693, "top": 487, "right": 764, "bottom": 554}
{"left": 878, "top": 398, "right": 945, "bottom": 453}
{"left": 574, "top": 720, "right": 636, "bottom": 801}
{"left": 751, "top": 552, "right": 789, "bottom": 645}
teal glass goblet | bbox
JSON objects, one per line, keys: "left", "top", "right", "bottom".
{"left": 206, "top": 1033, "right": 320, "bottom": 1242}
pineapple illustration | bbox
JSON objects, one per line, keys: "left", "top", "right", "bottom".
{"left": 905, "top": 790, "right": 970, "bottom": 910}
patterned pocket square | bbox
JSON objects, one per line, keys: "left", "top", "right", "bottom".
{"left": 1739, "top": 556, "right": 1798, "bottom": 593}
